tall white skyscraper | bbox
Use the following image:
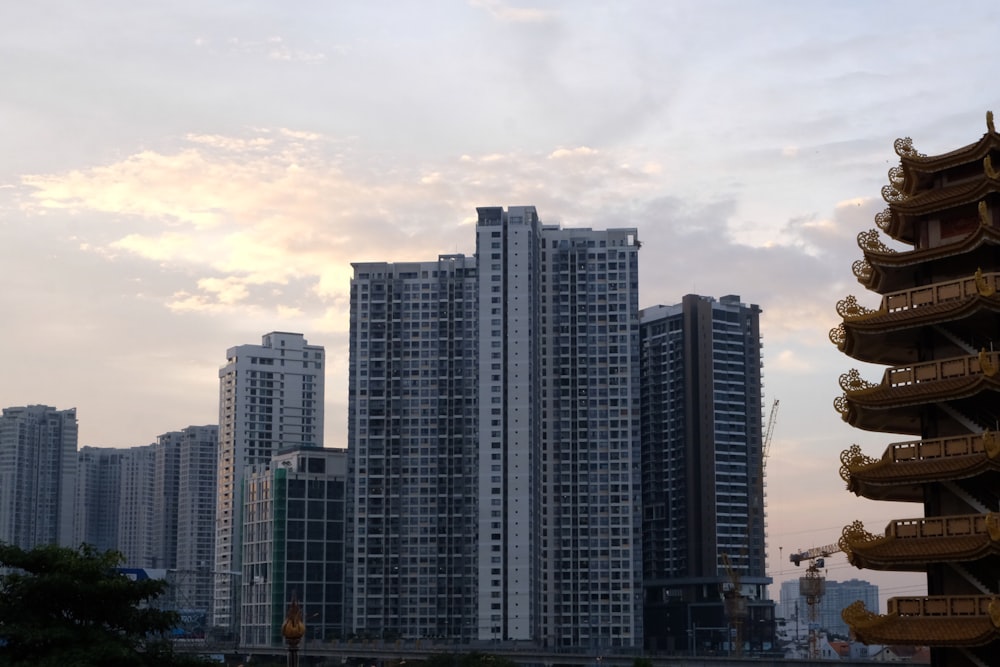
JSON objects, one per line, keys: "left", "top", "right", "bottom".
{"left": 0, "top": 405, "right": 78, "bottom": 549}
{"left": 475, "top": 207, "right": 643, "bottom": 648}
{"left": 213, "top": 332, "right": 325, "bottom": 631}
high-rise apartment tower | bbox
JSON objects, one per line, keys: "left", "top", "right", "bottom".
{"left": 0, "top": 405, "right": 78, "bottom": 549}
{"left": 347, "top": 256, "right": 479, "bottom": 640}
{"left": 475, "top": 206, "right": 643, "bottom": 648}
{"left": 213, "top": 332, "right": 325, "bottom": 630}
{"left": 348, "top": 207, "right": 643, "bottom": 649}
{"left": 639, "top": 295, "right": 772, "bottom": 653}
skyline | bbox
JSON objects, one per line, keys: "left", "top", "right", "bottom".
{"left": 4, "top": 1, "right": 1000, "bottom": 603}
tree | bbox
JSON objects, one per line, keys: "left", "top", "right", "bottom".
{"left": 0, "top": 543, "right": 212, "bottom": 667}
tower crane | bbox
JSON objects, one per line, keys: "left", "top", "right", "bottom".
{"left": 762, "top": 399, "right": 779, "bottom": 470}
{"left": 789, "top": 543, "right": 843, "bottom": 659}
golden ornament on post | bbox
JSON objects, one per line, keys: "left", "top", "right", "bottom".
{"left": 282, "top": 594, "right": 306, "bottom": 667}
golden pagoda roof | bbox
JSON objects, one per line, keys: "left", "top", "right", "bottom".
{"left": 836, "top": 375, "right": 1000, "bottom": 434}
{"left": 887, "top": 172, "right": 1000, "bottom": 222}
{"left": 839, "top": 515, "right": 1000, "bottom": 570}
{"left": 835, "top": 352, "right": 1000, "bottom": 433}
{"left": 857, "top": 213, "right": 1000, "bottom": 293}
{"left": 833, "top": 292, "right": 1000, "bottom": 366}
{"left": 840, "top": 435, "right": 1000, "bottom": 502}
{"left": 895, "top": 112, "right": 999, "bottom": 180}
{"left": 843, "top": 597, "right": 1000, "bottom": 647}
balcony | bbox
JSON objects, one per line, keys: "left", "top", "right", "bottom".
{"left": 831, "top": 270, "right": 1000, "bottom": 364}
{"left": 834, "top": 351, "right": 1000, "bottom": 434}
{"left": 841, "top": 433, "right": 1000, "bottom": 501}
{"left": 838, "top": 514, "right": 1000, "bottom": 569}
{"left": 881, "top": 270, "right": 999, "bottom": 314}
{"left": 843, "top": 596, "right": 1000, "bottom": 647}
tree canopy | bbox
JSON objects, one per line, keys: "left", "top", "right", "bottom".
{"left": 0, "top": 543, "right": 211, "bottom": 667}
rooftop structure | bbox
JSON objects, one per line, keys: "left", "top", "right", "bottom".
{"left": 834, "top": 111, "right": 1000, "bottom": 665}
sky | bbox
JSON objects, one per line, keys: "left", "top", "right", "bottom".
{"left": 3, "top": 0, "right": 999, "bottom": 610}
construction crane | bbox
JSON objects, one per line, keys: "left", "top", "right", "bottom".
{"left": 721, "top": 552, "right": 747, "bottom": 657}
{"left": 789, "top": 543, "right": 843, "bottom": 659}
{"left": 762, "top": 399, "right": 779, "bottom": 469}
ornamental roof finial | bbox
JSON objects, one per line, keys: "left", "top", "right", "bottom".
{"left": 988, "top": 110, "right": 995, "bottom": 134}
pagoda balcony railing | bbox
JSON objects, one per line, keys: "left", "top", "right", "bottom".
{"left": 886, "top": 513, "right": 997, "bottom": 540}
{"left": 835, "top": 271, "right": 1000, "bottom": 327}
{"left": 881, "top": 270, "right": 999, "bottom": 314}
{"left": 870, "top": 350, "right": 1000, "bottom": 389}
{"left": 889, "top": 433, "right": 990, "bottom": 462}
{"left": 888, "top": 595, "right": 997, "bottom": 618}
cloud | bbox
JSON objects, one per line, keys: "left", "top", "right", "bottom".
{"left": 548, "top": 146, "right": 598, "bottom": 160}
{"left": 469, "top": 0, "right": 556, "bottom": 23}
{"left": 15, "top": 130, "right": 868, "bottom": 387}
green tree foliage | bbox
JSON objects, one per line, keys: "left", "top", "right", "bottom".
{"left": 0, "top": 543, "right": 212, "bottom": 667}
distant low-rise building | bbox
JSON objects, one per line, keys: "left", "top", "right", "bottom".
{"left": 242, "top": 446, "right": 347, "bottom": 647}
{"left": 777, "top": 577, "right": 879, "bottom": 637}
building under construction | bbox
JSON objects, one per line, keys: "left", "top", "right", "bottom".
{"left": 640, "top": 295, "right": 775, "bottom": 654}
{"left": 834, "top": 112, "right": 1000, "bottom": 667}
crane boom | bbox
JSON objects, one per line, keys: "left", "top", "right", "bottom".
{"left": 789, "top": 543, "right": 841, "bottom": 567}
{"left": 762, "top": 399, "right": 779, "bottom": 466}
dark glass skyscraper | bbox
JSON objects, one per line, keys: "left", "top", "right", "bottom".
{"left": 639, "top": 294, "right": 772, "bottom": 653}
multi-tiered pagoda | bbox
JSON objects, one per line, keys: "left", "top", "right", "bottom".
{"left": 833, "top": 112, "right": 1000, "bottom": 667}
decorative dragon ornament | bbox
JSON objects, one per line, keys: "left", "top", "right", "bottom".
{"left": 979, "top": 348, "right": 998, "bottom": 377}
{"left": 833, "top": 394, "right": 849, "bottom": 418}
{"left": 975, "top": 267, "right": 996, "bottom": 297}
{"left": 857, "top": 229, "right": 896, "bottom": 255}
{"left": 839, "top": 444, "right": 877, "bottom": 486}
{"left": 840, "top": 368, "right": 879, "bottom": 393}
{"left": 984, "top": 430, "right": 1000, "bottom": 460}
{"left": 852, "top": 259, "right": 873, "bottom": 282}
{"left": 874, "top": 207, "right": 892, "bottom": 231}
{"left": 986, "top": 156, "right": 1000, "bottom": 181}
{"left": 841, "top": 600, "right": 884, "bottom": 630}
{"left": 893, "top": 137, "right": 925, "bottom": 159}
{"left": 980, "top": 200, "right": 993, "bottom": 228}
{"left": 829, "top": 323, "right": 846, "bottom": 348}
{"left": 836, "top": 294, "right": 881, "bottom": 320}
